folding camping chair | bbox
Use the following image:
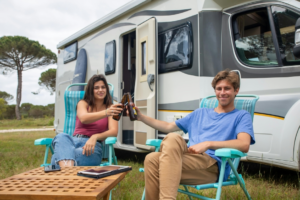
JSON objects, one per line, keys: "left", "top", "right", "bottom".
{"left": 34, "top": 83, "right": 118, "bottom": 167}
{"left": 139, "top": 94, "right": 259, "bottom": 200}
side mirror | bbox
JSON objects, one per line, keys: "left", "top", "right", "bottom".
{"left": 293, "top": 18, "right": 300, "bottom": 58}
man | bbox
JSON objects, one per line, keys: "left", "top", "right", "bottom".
{"left": 130, "top": 70, "right": 255, "bottom": 199}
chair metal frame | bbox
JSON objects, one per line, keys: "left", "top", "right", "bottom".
{"left": 139, "top": 94, "right": 259, "bottom": 200}
{"left": 34, "top": 83, "right": 118, "bottom": 167}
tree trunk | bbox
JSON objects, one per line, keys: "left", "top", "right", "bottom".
{"left": 15, "top": 69, "right": 22, "bottom": 120}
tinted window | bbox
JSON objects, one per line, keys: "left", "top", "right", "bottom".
{"left": 158, "top": 22, "right": 193, "bottom": 73}
{"left": 105, "top": 40, "right": 116, "bottom": 75}
{"left": 271, "top": 6, "right": 300, "bottom": 65}
{"left": 63, "top": 42, "right": 77, "bottom": 64}
{"left": 233, "top": 9, "right": 278, "bottom": 67}
{"left": 141, "top": 42, "right": 146, "bottom": 75}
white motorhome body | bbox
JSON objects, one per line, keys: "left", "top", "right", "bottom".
{"left": 55, "top": 0, "right": 300, "bottom": 172}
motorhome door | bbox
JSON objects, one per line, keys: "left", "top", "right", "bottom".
{"left": 134, "top": 18, "right": 157, "bottom": 150}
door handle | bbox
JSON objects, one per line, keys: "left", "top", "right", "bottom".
{"left": 147, "top": 74, "right": 155, "bottom": 91}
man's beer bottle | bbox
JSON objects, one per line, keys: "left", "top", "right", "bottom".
{"left": 112, "top": 94, "right": 127, "bottom": 121}
{"left": 127, "top": 93, "right": 137, "bottom": 121}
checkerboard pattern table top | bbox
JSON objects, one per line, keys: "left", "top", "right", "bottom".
{"left": 0, "top": 166, "right": 129, "bottom": 200}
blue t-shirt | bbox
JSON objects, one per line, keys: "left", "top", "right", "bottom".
{"left": 175, "top": 108, "right": 255, "bottom": 181}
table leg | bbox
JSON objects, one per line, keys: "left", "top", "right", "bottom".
{"left": 103, "top": 192, "right": 110, "bottom": 200}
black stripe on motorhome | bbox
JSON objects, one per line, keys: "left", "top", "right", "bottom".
{"left": 128, "top": 9, "right": 191, "bottom": 19}
{"left": 79, "top": 23, "right": 135, "bottom": 48}
{"left": 158, "top": 99, "right": 199, "bottom": 111}
{"left": 199, "top": 11, "right": 223, "bottom": 77}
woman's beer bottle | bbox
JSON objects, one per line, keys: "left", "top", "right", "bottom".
{"left": 127, "top": 93, "right": 137, "bottom": 121}
{"left": 112, "top": 94, "right": 127, "bottom": 121}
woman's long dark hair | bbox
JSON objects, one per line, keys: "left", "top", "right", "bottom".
{"left": 83, "top": 74, "right": 112, "bottom": 110}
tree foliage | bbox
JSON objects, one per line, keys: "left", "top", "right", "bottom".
{"left": 2, "top": 104, "right": 16, "bottom": 119}
{"left": 0, "top": 98, "right": 7, "bottom": 118}
{"left": 38, "top": 68, "right": 56, "bottom": 95}
{"left": 28, "top": 104, "right": 54, "bottom": 118}
{"left": 0, "top": 36, "right": 57, "bottom": 119}
{"left": 1, "top": 103, "right": 54, "bottom": 119}
{"left": 0, "top": 91, "right": 13, "bottom": 104}
{"left": 21, "top": 103, "right": 33, "bottom": 117}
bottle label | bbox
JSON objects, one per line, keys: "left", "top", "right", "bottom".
{"left": 133, "top": 107, "right": 137, "bottom": 115}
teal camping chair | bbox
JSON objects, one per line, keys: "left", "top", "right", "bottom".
{"left": 139, "top": 94, "right": 259, "bottom": 200}
{"left": 34, "top": 83, "right": 118, "bottom": 167}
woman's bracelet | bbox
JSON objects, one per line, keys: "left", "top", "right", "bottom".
{"left": 105, "top": 108, "right": 108, "bottom": 117}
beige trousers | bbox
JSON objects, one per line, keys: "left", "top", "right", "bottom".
{"left": 144, "top": 133, "right": 218, "bottom": 200}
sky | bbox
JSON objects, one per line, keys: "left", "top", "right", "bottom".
{"left": 0, "top": 0, "right": 131, "bottom": 105}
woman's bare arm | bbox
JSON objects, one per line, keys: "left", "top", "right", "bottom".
{"left": 77, "top": 100, "right": 123, "bottom": 124}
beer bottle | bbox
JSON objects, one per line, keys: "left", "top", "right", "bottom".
{"left": 127, "top": 93, "right": 137, "bottom": 121}
{"left": 112, "top": 94, "right": 127, "bottom": 121}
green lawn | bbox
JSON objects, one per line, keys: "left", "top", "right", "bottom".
{"left": 0, "top": 117, "right": 54, "bottom": 130}
{"left": 0, "top": 131, "right": 300, "bottom": 199}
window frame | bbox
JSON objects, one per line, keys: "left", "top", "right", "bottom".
{"left": 63, "top": 41, "right": 78, "bottom": 64}
{"left": 139, "top": 36, "right": 148, "bottom": 82}
{"left": 270, "top": 5, "right": 300, "bottom": 66}
{"left": 158, "top": 21, "right": 193, "bottom": 74}
{"left": 104, "top": 40, "right": 116, "bottom": 75}
{"left": 231, "top": 6, "right": 283, "bottom": 68}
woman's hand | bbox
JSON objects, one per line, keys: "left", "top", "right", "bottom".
{"left": 126, "top": 102, "right": 142, "bottom": 120}
{"left": 82, "top": 136, "right": 98, "bottom": 156}
{"left": 106, "top": 104, "right": 123, "bottom": 116}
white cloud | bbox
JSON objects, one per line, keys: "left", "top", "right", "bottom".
{"left": 0, "top": 0, "right": 131, "bottom": 105}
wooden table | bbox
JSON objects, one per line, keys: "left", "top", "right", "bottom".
{"left": 0, "top": 166, "right": 129, "bottom": 200}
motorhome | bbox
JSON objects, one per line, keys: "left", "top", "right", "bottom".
{"left": 55, "top": 0, "right": 300, "bottom": 172}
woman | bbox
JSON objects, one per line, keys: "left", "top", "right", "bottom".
{"left": 51, "top": 74, "right": 123, "bottom": 167}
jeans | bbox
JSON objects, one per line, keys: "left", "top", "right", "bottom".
{"left": 51, "top": 133, "right": 103, "bottom": 166}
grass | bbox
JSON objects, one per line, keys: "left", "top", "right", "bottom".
{"left": 0, "top": 117, "right": 54, "bottom": 130}
{"left": 0, "top": 131, "right": 300, "bottom": 199}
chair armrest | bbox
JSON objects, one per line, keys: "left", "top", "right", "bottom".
{"left": 215, "top": 148, "right": 247, "bottom": 158}
{"left": 34, "top": 138, "right": 53, "bottom": 145}
{"left": 139, "top": 168, "right": 144, "bottom": 172}
{"left": 146, "top": 139, "right": 162, "bottom": 147}
{"left": 105, "top": 137, "right": 117, "bottom": 145}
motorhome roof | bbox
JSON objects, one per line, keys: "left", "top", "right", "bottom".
{"left": 56, "top": 0, "right": 151, "bottom": 49}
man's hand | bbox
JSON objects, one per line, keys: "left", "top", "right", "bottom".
{"left": 82, "top": 136, "right": 97, "bottom": 156}
{"left": 188, "top": 141, "right": 210, "bottom": 154}
{"left": 126, "top": 102, "right": 142, "bottom": 121}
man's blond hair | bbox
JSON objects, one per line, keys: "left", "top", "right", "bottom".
{"left": 211, "top": 69, "right": 240, "bottom": 90}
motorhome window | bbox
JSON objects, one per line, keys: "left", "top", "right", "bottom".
{"left": 63, "top": 42, "right": 77, "bottom": 64}
{"left": 271, "top": 6, "right": 300, "bottom": 65}
{"left": 141, "top": 42, "right": 146, "bottom": 75}
{"left": 158, "top": 22, "right": 192, "bottom": 73}
{"left": 233, "top": 9, "right": 278, "bottom": 67}
{"left": 105, "top": 40, "right": 116, "bottom": 75}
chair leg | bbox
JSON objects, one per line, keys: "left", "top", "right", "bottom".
{"left": 41, "top": 145, "right": 50, "bottom": 167}
{"left": 141, "top": 188, "right": 145, "bottom": 200}
{"left": 109, "top": 190, "right": 112, "bottom": 200}
{"left": 50, "top": 145, "right": 54, "bottom": 154}
{"left": 109, "top": 144, "right": 113, "bottom": 165}
{"left": 183, "top": 185, "right": 193, "bottom": 200}
{"left": 215, "top": 158, "right": 227, "bottom": 200}
{"left": 227, "top": 159, "right": 251, "bottom": 200}
{"left": 112, "top": 147, "right": 118, "bottom": 165}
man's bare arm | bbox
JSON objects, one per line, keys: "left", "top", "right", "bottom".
{"left": 129, "top": 104, "right": 181, "bottom": 133}
{"left": 140, "top": 114, "right": 180, "bottom": 133}
{"left": 188, "top": 132, "right": 251, "bottom": 154}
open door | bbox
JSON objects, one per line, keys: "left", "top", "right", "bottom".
{"left": 134, "top": 18, "right": 157, "bottom": 150}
